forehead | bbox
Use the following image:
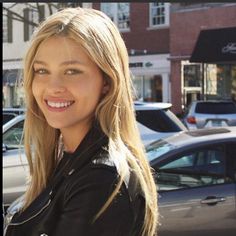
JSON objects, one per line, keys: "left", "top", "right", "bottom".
{"left": 34, "top": 36, "right": 89, "bottom": 62}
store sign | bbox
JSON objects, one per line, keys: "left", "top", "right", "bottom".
{"left": 129, "top": 62, "right": 153, "bottom": 68}
{"left": 129, "top": 62, "right": 143, "bottom": 68}
{"left": 222, "top": 42, "right": 236, "bottom": 54}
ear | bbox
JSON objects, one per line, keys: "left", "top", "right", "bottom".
{"left": 102, "top": 78, "right": 110, "bottom": 94}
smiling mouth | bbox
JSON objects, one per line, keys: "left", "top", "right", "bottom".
{"left": 45, "top": 100, "right": 75, "bottom": 108}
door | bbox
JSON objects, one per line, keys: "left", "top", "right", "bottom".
{"left": 154, "top": 142, "right": 236, "bottom": 236}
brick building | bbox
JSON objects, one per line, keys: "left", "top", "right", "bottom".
{"left": 93, "top": 2, "right": 172, "bottom": 103}
{"left": 3, "top": 2, "right": 235, "bottom": 115}
{"left": 3, "top": 2, "right": 172, "bottom": 107}
{"left": 169, "top": 3, "right": 236, "bottom": 114}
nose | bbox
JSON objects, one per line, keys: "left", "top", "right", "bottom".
{"left": 47, "top": 76, "right": 66, "bottom": 94}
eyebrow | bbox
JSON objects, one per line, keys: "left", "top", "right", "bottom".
{"left": 33, "top": 60, "right": 84, "bottom": 66}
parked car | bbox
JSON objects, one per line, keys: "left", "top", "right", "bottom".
{"left": 183, "top": 100, "right": 236, "bottom": 130}
{"left": 147, "top": 127, "right": 236, "bottom": 236}
{"left": 3, "top": 115, "right": 28, "bottom": 209}
{"left": 3, "top": 102, "right": 186, "bottom": 209}
{"left": 134, "top": 101, "right": 187, "bottom": 145}
{"left": 3, "top": 108, "right": 25, "bottom": 125}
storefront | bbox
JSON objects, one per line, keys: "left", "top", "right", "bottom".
{"left": 129, "top": 53, "right": 170, "bottom": 103}
{"left": 188, "top": 26, "right": 236, "bottom": 104}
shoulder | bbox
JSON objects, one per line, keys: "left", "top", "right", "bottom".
{"left": 63, "top": 153, "right": 119, "bottom": 196}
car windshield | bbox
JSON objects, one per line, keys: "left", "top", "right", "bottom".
{"left": 146, "top": 140, "right": 175, "bottom": 162}
{"left": 195, "top": 102, "right": 236, "bottom": 114}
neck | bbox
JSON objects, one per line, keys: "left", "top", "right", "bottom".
{"left": 60, "top": 120, "right": 93, "bottom": 153}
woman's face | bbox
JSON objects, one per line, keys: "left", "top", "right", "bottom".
{"left": 32, "top": 36, "right": 107, "bottom": 131}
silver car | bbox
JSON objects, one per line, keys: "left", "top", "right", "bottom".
{"left": 147, "top": 127, "right": 236, "bottom": 236}
{"left": 183, "top": 100, "right": 236, "bottom": 130}
{"left": 3, "top": 115, "right": 28, "bottom": 208}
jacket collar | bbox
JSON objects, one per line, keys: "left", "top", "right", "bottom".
{"left": 58, "top": 122, "right": 109, "bottom": 177}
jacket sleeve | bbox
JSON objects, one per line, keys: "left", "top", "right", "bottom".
{"left": 51, "top": 166, "right": 134, "bottom": 236}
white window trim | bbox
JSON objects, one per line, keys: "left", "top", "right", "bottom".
{"left": 148, "top": 3, "right": 170, "bottom": 30}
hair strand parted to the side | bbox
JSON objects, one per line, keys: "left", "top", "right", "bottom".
{"left": 23, "top": 7, "right": 158, "bottom": 236}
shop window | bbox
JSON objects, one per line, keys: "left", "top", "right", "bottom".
{"left": 206, "top": 64, "right": 236, "bottom": 101}
{"left": 144, "top": 78, "right": 152, "bottom": 102}
{"left": 184, "top": 64, "right": 201, "bottom": 87}
{"left": 133, "top": 75, "right": 163, "bottom": 102}
{"left": 151, "top": 75, "right": 163, "bottom": 102}
{"left": 133, "top": 76, "right": 143, "bottom": 100}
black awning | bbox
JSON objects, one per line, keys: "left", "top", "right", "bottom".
{"left": 190, "top": 27, "right": 236, "bottom": 63}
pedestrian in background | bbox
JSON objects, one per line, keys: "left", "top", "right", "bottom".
{"left": 4, "top": 7, "right": 158, "bottom": 236}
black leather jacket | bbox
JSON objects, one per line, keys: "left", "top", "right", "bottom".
{"left": 4, "top": 124, "right": 145, "bottom": 236}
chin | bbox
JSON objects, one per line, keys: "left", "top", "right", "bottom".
{"left": 46, "top": 120, "right": 66, "bottom": 129}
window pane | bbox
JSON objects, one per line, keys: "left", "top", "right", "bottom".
{"left": 150, "top": 3, "right": 166, "bottom": 26}
{"left": 101, "top": 3, "right": 116, "bottom": 22}
{"left": 3, "top": 121, "right": 24, "bottom": 149}
{"left": 118, "top": 3, "right": 130, "bottom": 29}
{"left": 161, "top": 155, "right": 195, "bottom": 169}
{"left": 3, "top": 11, "right": 8, "bottom": 43}
{"left": 155, "top": 146, "right": 228, "bottom": 191}
{"left": 195, "top": 102, "right": 236, "bottom": 114}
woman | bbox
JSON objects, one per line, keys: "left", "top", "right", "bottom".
{"left": 4, "top": 7, "right": 158, "bottom": 236}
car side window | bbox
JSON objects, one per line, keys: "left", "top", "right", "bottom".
{"left": 3, "top": 120, "right": 24, "bottom": 149}
{"left": 155, "top": 145, "right": 229, "bottom": 191}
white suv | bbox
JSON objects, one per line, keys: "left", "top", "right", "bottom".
{"left": 134, "top": 101, "right": 187, "bottom": 145}
{"left": 183, "top": 100, "right": 236, "bottom": 130}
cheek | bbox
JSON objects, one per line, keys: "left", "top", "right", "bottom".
{"left": 32, "top": 80, "right": 42, "bottom": 104}
{"left": 32, "top": 81, "right": 38, "bottom": 98}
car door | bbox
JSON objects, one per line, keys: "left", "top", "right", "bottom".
{"left": 3, "top": 119, "right": 29, "bottom": 207}
{"left": 153, "top": 142, "right": 236, "bottom": 236}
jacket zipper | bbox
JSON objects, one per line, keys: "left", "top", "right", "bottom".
{"left": 4, "top": 199, "right": 51, "bottom": 236}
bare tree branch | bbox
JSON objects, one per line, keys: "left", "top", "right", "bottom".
{"left": 3, "top": 6, "right": 38, "bottom": 27}
{"left": 25, "top": 3, "right": 38, "bottom": 10}
{"left": 7, "top": 3, "right": 18, "bottom": 9}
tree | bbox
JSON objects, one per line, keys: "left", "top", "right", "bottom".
{"left": 3, "top": 2, "right": 82, "bottom": 27}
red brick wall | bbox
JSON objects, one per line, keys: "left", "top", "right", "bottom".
{"left": 170, "top": 5, "right": 236, "bottom": 56}
{"left": 93, "top": 3, "right": 169, "bottom": 53}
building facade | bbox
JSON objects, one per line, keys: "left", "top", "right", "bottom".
{"left": 3, "top": 2, "right": 172, "bottom": 108}
{"left": 169, "top": 3, "right": 236, "bottom": 114}
{"left": 93, "top": 2, "right": 171, "bottom": 103}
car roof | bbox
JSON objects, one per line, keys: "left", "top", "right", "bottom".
{"left": 134, "top": 101, "right": 172, "bottom": 110}
{"left": 3, "top": 107, "right": 26, "bottom": 112}
{"left": 156, "top": 127, "right": 236, "bottom": 148}
{"left": 3, "top": 114, "right": 25, "bottom": 133}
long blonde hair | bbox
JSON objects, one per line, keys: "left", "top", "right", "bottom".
{"left": 23, "top": 7, "right": 158, "bottom": 235}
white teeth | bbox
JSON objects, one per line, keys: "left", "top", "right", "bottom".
{"left": 47, "top": 101, "right": 73, "bottom": 108}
